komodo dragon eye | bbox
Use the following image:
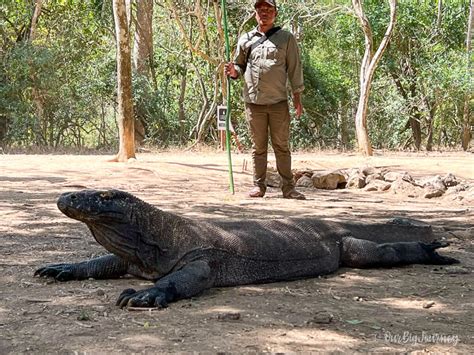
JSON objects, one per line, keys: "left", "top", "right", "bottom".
{"left": 100, "top": 192, "right": 113, "bottom": 201}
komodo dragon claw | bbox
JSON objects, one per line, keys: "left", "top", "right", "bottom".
{"left": 116, "top": 287, "right": 169, "bottom": 309}
{"left": 34, "top": 264, "right": 75, "bottom": 281}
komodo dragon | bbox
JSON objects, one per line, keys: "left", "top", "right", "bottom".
{"left": 35, "top": 189, "right": 459, "bottom": 308}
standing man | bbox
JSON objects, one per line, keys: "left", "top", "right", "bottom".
{"left": 225, "top": 0, "right": 305, "bottom": 200}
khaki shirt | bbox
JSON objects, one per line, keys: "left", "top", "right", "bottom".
{"left": 233, "top": 27, "right": 304, "bottom": 105}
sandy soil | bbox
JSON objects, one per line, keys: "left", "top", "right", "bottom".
{"left": 0, "top": 150, "right": 473, "bottom": 353}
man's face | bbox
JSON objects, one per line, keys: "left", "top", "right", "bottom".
{"left": 255, "top": 3, "right": 277, "bottom": 28}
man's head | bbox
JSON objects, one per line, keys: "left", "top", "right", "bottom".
{"left": 254, "top": 0, "right": 277, "bottom": 30}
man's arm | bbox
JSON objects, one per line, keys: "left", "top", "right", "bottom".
{"left": 224, "top": 34, "right": 251, "bottom": 79}
{"left": 224, "top": 63, "right": 239, "bottom": 79}
{"left": 286, "top": 33, "right": 304, "bottom": 117}
{"left": 293, "top": 92, "right": 303, "bottom": 118}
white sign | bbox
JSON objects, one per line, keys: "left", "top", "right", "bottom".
{"left": 217, "top": 105, "right": 234, "bottom": 132}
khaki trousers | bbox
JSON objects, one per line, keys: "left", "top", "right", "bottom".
{"left": 245, "top": 100, "right": 294, "bottom": 193}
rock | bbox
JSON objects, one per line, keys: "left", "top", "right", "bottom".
{"left": 391, "top": 177, "right": 422, "bottom": 197}
{"left": 423, "top": 188, "right": 445, "bottom": 199}
{"left": 361, "top": 166, "right": 376, "bottom": 176}
{"left": 312, "top": 170, "right": 347, "bottom": 190}
{"left": 445, "top": 184, "right": 468, "bottom": 195}
{"left": 347, "top": 173, "right": 366, "bottom": 189}
{"left": 364, "top": 180, "right": 391, "bottom": 192}
{"left": 419, "top": 175, "right": 446, "bottom": 191}
{"left": 266, "top": 169, "right": 281, "bottom": 188}
{"left": 217, "top": 312, "right": 241, "bottom": 321}
{"left": 383, "top": 171, "right": 414, "bottom": 183}
{"left": 443, "top": 173, "right": 458, "bottom": 187}
{"left": 423, "top": 301, "right": 435, "bottom": 309}
{"left": 296, "top": 175, "right": 313, "bottom": 187}
{"left": 366, "top": 173, "right": 385, "bottom": 184}
{"left": 306, "top": 311, "right": 334, "bottom": 325}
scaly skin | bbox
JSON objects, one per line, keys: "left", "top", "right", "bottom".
{"left": 35, "top": 189, "right": 459, "bottom": 308}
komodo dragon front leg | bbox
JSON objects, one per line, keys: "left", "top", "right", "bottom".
{"left": 34, "top": 254, "right": 129, "bottom": 281}
{"left": 116, "top": 260, "right": 215, "bottom": 308}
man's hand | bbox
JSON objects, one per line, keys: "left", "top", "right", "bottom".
{"left": 293, "top": 92, "right": 303, "bottom": 118}
{"left": 224, "top": 62, "right": 238, "bottom": 79}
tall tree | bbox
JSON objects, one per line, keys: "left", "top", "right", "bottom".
{"left": 28, "top": 0, "right": 46, "bottom": 146}
{"left": 462, "top": 0, "right": 473, "bottom": 150}
{"left": 111, "top": 0, "right": 135, "bottom": 162}
{"left": 132, "top": 0, "right": 154, "bottom": 146}
{"left": 352, "top": 0, "right": 397, "bottom": 156}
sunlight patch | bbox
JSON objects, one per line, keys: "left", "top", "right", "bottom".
{"left": 374, "top": 298, "right": 457, "bottom": 312}
{"left": 257, "top": 328, "right": 360, "bottom": 352}
{"left": 121, "top": 334, "right": 164, "bottom": 348}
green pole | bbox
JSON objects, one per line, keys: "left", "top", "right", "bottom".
{"left": 221, "top": 0, "right": 235, "bottom": 194}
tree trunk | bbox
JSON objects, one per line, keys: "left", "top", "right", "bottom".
{"left": 178, "top": 70, "right": 187, "bottom": 141}
{"left": 29, "top": 0, "right": 42, "bottom": 40}
{"left": 354, "top": 81, "right": 373, "bottom": 155}
{"left": 424, "top": 92, "right": 437, "bottom": 151}
{"left": 352, "top": 0, "right": 397, "bottom": 156}
{"left": 0, "top": 114, "right": 7, "bottom": 147}
{"left": 133, "top": 0, "right": 153, "bottom": 74}
{"left": 409, "top": 112, "right": 422, "bottom": 150}
{"left": 337, "top": 101, "right": 349, "bottom": 149}
{"left": 132, "top": 0, "right": 154, "bottom": 146}
{"left": 28, "top": 0, "right": 46, "bottom": 146}
{"left": 462, "top": 0, "right": 473, "bottom": 150}
{"left": 112, "top": 0, "right": 135, "bottom": 162}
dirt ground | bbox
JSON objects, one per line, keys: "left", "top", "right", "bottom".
{"left": 0, "top": 150, "right": 473, "bottom": 353}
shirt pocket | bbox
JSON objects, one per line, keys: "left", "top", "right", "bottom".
{"left": 266, "top": 44, "right": 284, "bottom": 64}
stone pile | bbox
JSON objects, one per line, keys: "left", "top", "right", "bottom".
{"left": 266, "top": 165, "right": 473, "bottom": 201}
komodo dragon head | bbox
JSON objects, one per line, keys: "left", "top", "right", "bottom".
{"left": 57, "top": 189, "right": 164, "bottom": 269}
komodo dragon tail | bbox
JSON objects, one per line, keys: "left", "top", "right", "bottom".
{"left": 340, "top": 237, "right": 459, "bottom": 268}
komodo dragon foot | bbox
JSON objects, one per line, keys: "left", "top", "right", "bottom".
{"left": 34, "top": 264, "right": 76, "bottom": 281}
{"left": 421, "top": 241, "right": 460, "bottom": 265}
{"left": 116, "top": 287, "right": 175, "bottom": 309}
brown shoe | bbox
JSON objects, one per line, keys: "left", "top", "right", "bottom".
{"left": 283, "top": 189, "right": 306, "bottom": 200}
{"left": 249, "top": 186, "right": 265, "bottom": 198}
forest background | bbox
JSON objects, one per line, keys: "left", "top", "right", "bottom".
{"left": 0, "top": 0, "right": 472, "bottom": 153}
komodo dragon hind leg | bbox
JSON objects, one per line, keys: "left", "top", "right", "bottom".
{"left": 116, "top": 260, "right": 214, "bottom": 308}
{"left": 340, "top": 237, "right": 459, "bottom": 268}
{"left": 34, "top": 254, "right": 129, "bottom": 281}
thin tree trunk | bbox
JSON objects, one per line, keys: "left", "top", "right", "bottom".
{"left": 29, "top": 0, "right": 46, "bottom": 146}
{"left": 424, "top": 90, "right": 438, "bottom": 151}
{"left": 132, "top": 0, "right": 154, "bottom": 146}
{"left": 29, "top": 0, "right": 42, "bottom": 40}
{"left": 462, "top": 0, "right": 473, "bottom": 150}
{"left": 409, "top": 111, "right": 422, "bottom": 150}
{"left": 436, "top": 0, "right": 443, "bottom": 29}
{"left": 133, "top": 0, "right": 153, "bottom": 74}
{"left": 189, "top": 63, "right": 209, "bottom": 140}
{"left": 178, "top": 70, "right": 187, "bottom": 141}
{"left": 338, "top": 101, "right": 349, "bottom": 149}
{"left": 111, "top": 0, "right": 135, "bottom": 162}
{"left": 0, "top": 114, "right": 7, "bottom": 147}
{"left": 352, "top": 0, "right": 397, "bottom": 156}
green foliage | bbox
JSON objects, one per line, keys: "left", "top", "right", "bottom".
{"left": 0, "top": 0, "right": 471, "bottom": 151}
